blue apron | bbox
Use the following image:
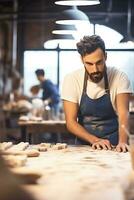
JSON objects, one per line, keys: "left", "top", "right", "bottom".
{"left": 76, "top": 70, "right": 118, "bottom": 145}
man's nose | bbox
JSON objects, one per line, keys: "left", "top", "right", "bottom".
{"left": 92, "top": 64, "right": 99, "bottom": 72}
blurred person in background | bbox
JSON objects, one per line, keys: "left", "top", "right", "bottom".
{"left": 30, "top": 84, "right": 41, "bottom": 99}
{"left": 35, "top": 69, "right": 60, "bottom": 117}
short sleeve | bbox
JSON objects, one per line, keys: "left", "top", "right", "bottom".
{"left": 61, "top": 73, "right": 79, "bottom": 103}
{"left": 116, "top": 71, "right": 132, "bottom": 94}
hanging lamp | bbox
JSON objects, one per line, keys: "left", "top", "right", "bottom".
{"left": 52, "top": 24, "right": 77, "bottom": 35}
{"left": 56, "top": 7, "right": 89, "bottom": 25}
{"left": 55, "top": 0, "right": 100, "bottom": 6}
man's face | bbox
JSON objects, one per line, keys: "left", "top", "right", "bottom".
{"left": 81, "top": 48, "right": 107, "bottom": 83}
{"left": 37, "top": 75, "right": 44, "bottom": 82}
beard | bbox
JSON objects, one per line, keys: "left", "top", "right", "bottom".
{"left": 89, "top": 71, "right": 104, "bottom": 83}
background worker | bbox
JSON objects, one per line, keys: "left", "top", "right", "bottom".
{"left": 35, "top": 69, "right": 60, "bottom": 117}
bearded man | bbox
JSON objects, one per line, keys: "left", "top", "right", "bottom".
{"left": 62, "top": 35, "right": 132, "bottom": 152}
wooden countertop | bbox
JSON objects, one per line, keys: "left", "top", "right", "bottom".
{"left": 20, "top": 146, "right": 132, "bottom": 200}
{"left": 18, "top": 120, "right": 66, "bottom": 125}
{"left": 18, "top": 120, "right": 68, "bottom": 142}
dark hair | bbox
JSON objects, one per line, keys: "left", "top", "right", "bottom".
{"left": 76, "top": 35, "right": 106, "bottom": 56}
{"left": 35, "top": 69, "right": 45, "bottom": 76}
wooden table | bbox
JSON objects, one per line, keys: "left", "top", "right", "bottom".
{"left": 22, "top": 146, "right": 132, "bottom": 200}
{"left": 18, "top": 120, "right": 68, "bottom": 143}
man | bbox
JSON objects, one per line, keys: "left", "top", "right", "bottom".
{"left": 35, "top": 69, "right": 60, "bottom": 115}
{"left": 62, "top": 35, "right": 132, "bottom": 152}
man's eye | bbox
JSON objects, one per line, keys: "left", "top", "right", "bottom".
{"left": 97, "top": 61, "right": 103, "bottom": 65}
{"left": 86, "top": 63, "right": 92, "bottom": 66}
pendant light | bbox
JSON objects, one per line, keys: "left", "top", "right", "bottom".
{"left": 52, "top": 34, "right": 74, "bottom": 40}
{"left": 56, "top": 6, "right": 89, "bottom": 25}
{"left": 52, "top": 24, "right": 77, "bottom": 35}
{"left": 55, "top": 0, "right": 100, "bottom": 6}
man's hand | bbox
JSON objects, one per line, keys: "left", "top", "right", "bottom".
{"left": 92, "top": 139, "right": 112, "bottom": 150}
{"left": 115, "top": 143, "right": 129, "bottom": 153}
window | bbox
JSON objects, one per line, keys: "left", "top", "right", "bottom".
{"left": 59, "top": 51, "right": 82, "bottom": 91}
{"left": 106, "top": 51, "right": 134, "bottom": 91}
{"left": 24, "top": 51, "right": 57, "bottom": 96}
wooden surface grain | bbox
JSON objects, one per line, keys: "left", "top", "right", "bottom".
{"left": 20, "top": 146, "right": 133, "bottom": 200}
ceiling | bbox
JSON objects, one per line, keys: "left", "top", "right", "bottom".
{"left": 0, "top": 0, "right": 133, "bottom": 41}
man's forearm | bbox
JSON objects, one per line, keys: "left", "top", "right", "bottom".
{"left": 66, "top": 120, "right": 100, "bottom": 144}
{"left": 118, "top": 126, "right": 128, "bottom": 143}
{"left": 118, "top": 115, "right": 129, "bottom": 143}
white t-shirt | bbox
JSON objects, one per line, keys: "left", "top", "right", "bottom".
{"left": 61, "top": 67, "right": 132, "bottom": 112}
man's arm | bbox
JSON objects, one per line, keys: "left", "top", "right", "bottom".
{"left": 115, "top": 93, "right": 130, "bottom": 152}
{"left": 63, "top": 100, "right": 112, "bottom": 149}
{"left": 43, "top": 80, "right": 59, "bottom": 104}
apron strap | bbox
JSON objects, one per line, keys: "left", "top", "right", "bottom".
{"left": 82, "top": 70, "right": 88, "bottom": 94}
{"left": 104, "top": 68, "right": 110, "bottom": 94}
{"left": 78, "top": 70, "right": 88, "bottom": 122}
